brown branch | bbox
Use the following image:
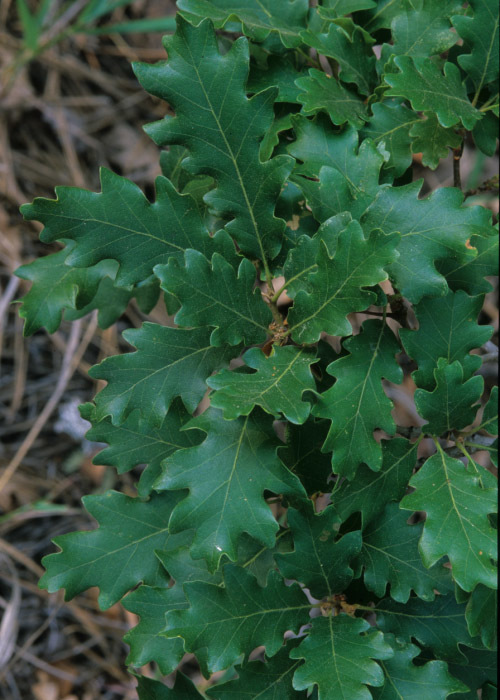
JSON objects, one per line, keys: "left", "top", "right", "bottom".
{"left": 452, "top": 143, "right": 464, "bottom": 190}
{"left": 465, "top": 174, "right": 499, "bottom": 198}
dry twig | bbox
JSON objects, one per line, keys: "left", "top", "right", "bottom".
{"left": 0, "top": 314, "right": 97, "bottom": 494}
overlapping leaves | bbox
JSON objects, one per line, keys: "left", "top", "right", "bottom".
{"left": 290, "top": 615, "right": 393, "bottom": 700}
{"left": 40, "top": 491, "right": 183, "bottom": 609}
{"left": 401, "top": 450, "right": 497, "bottom": 591}
{"left": 18, "top": 7, "right": 499, "bottom": 700}
{"left": 89, "top": 324, "right": 239, "bottom": 425}
{"left": 385, "top": 58, "right": 481, "bottom": 130}
{"left": 133, "top": 16, "right": 293, "bottom": 263}
{"left": 155, "top": 252, "right": 272, "bottom": 346}
{"left": 360, "top": 182, "right": 493, "bottom": 302}
{"left": 207, "top": 345, "right": 318, "bottom": 424}
{"left": 164, "top": 565, "right": 309, "bottom": 675}
{"left": 287, "top": 221, "right": 399, "bottom": 343}
{"left": 154, "top": 408, "right": 306, "bottom": 570}
{"left": 177, "top": 0, "right": 309, "bottom": 48}
{"left": 372, "top": 635, "right": 467, "bottom": 700}
{"left": 313, "top": 320, "right": 403, "bottom": 478}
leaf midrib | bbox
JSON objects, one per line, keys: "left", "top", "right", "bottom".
{"left": 185, "top": 39, "right": 271, "bottom": 270}
{"left": 288, "top": 238, "right": 384, "bottom": 336}
{"left": 178, "top": 269, "right": 269, "bottom": 332}
{"left": 470, "top": 9, "right": 499, "bottom": 102}
{"left": 174, "top": 600, "right": 312, "bottom": 627}
{"left": 341, "top": 322, "right": 389, "bottom": 460}
{"left": 212, "top": 416, "right": 248, "bottom": 551}
{"left": 334, "top": 441, "right": 418, "bottom": 510}
{"left": 44, "top": 213, "right": 186, "bottom": 253}
{"left": 95, "top": 343, "right": 216, "bottom": 412}
{"left": 57, "top": 525, "right": 169, "bottom": 573}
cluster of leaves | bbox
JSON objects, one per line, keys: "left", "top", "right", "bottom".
{"left": 16, "top": 1, "right": 498, "bottom": 698}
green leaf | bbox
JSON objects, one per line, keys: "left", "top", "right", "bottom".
{"left": 472, "top": 112, "right": 499, "bottom": 155}
{"left": 400, "top": 289, "right": 493, "bottom": 391}
{"left": 134, "top": 17, "right": 294, "bottom": 262}
{"left": 40, "top": 491, "right": 187, "bottom": 609}
{"left": 279, "top": 234, "right": 320, "bottom": 298}
{"left": 289, "top": 114, "right": 384, "bottom": 188}
{"left": 385, "top": 57, "right": 481, "bottom": 130}
{"left": 292, "top": 163, "right": 371, "bottom": 223}
{"left": 89, "top": 324, "right": 239, "bottom": 426}
{"left": 400, "top": 450, "right": 497, "bottom": 592}
{"left": 155, "top": 252, "right": 272, "bottom": 346}
{"left": 361, "top": 0, "right": 417, "bottom": 32}
{"left": 235, "top": 530, "right": 294, "bottom": 587}
{"left": 333, "top": 438, "right": 419, "bottom": 527}
{"left": 177, "top": 0, "right": 309, "bottom": 48}
{"left": 372, "top": 635, "right": 467, "bottom": 700}
{"left": 290, "top": 614, "right": 393, "bottom": 700}
{"left": 464, "top": 584, "right": 497, "bottom": 650}
{"left": 437, "top": 228, "right": 499, "bottom": 296}
{"left": 301, "top": 23, "right": 376, "bottom": 96}
{"left": 156, "top": 540, "right": 221, "bottom": 587}
{"left": 15, "top": 246, "right": 111, "bottom": 336}
{"left": 160, "top": 145, "right": 190, "bottom": 188}
{"left": 361, "top": 181, "right": 493, "bottom": 302}
{"left": 165, "top": 565, "right": 310, "bottom": 675}
{"left": 375, "top": 594, "right": 479, "bottom": 662}
{"left": 281, "top": 215, "right": 352, "bottom": 299}
{"left": 124, "top": 536, "right": 223, "bottom": 675}
{"left": 18, "top": 2, "right": 500, "bottom": 693}
{"left": 279, "top": 419, "right": 333, "bottom": 496}
{"left": 288, "top": 118, "right": 384, "bottom": 220}
{"left": 20, "top": 170, "right": 224, "bottom": 287}
{"left": 409, "top": 113, "right": 462, "bottom": 170}
{"left": 276, "top": 503, "right": 362, "bottom": 598}
{"left": 155, "top": 408, "right": 306, "bottom": 569}
{"left": 390, "top": 1, "right": 462, "bottom": 58}
{"left": 358, "top": 503, "right": 453, "bottom": 603}
{"left": 136, "top": 673, "right": 202, "bottom": 699}
{"left": 452, "top": 0, "right": 499, "bottom": 95}
{"left": 296, "top": 69, "right": 369, "bottom": 128}
{"left": 206, "top": 639, "right": 307, "bottom": 699}
{"left": 313, "top": 321, "right": 403, "bottom": 479}
{"left": 482, "top": 684, "right": 499, "bottom": 700}
{"left": 80, "top": 399, "right": 203, "bottom": 497}
{"left": 474, "top": 386, "right": 498, "bottom": 462}
{"left": 17, "top": 0, "right": 41, "bottom": 50}
{"left": 248, "top": 55, "right": 308, "bottom": 103}
{"left": 318, "top": 0, "right": 377, "bottom": 20}
{"left": 260, "top": 112, "right": 294, "bottom": 161}
{"left": 361, "top": 100, "right": 419, "bottom": 178}
{"left": 207, "top": 345, "right": 318, "bottom": 425}
{"left": 445, "top": 647, "right": 498, "bottom": 698}
{"left": 479, "top": 385, "right": 498, "bottom": 437}
{"left": 123, "top": 584, "right": 187, "bottom": 675}
{"left": 65, "top": 275, "right": 157, "bottom": 330}
{"left": 414, "top": 359, "right": 483, "bottom": 435}
{"left": 287, "top": 222, "right": 399, "bottom": 344}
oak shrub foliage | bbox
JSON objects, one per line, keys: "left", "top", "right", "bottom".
{"left": 16, "top": 1, "right": 499, "bottom": 698}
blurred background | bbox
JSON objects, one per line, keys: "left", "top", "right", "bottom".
{"left": 0, "top": 1, "right": 498, "bottom": 698}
